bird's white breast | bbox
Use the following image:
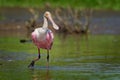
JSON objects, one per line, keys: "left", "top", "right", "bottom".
{"left": 34, "top": 28, "right": 47, "bottom": 41}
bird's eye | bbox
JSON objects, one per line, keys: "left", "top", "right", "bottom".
{"left": 45, "top": 13, "right": 49, "bottom": 17}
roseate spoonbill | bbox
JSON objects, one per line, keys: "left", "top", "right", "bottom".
{"left": 28, "top": 11, "right": 59, "bottom": 68}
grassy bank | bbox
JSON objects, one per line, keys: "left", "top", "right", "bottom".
{"left": 0, "top": 0, "right": 120, "bottom": 10}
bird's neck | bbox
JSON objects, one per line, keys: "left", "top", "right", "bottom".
{"left": 43, "top": 17, "right": 48, "bottom": 29}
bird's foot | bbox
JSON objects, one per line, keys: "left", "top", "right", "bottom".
{"left": 28, "top": 61, "right": 35, "bottom": 68}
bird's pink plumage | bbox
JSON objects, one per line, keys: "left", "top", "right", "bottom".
{"left": 31, "top": 30, "right": 54, "bottom": 50}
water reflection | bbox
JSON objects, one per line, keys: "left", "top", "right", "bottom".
{"left": 58, "top": 34, "right": 89, "bottom": 54}
{"left": 29, "top": 67, "right": 51, "bottom": 80}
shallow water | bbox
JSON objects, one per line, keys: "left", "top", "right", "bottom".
{"left": 0, "top": 35, "right": 120, "bottom": 80}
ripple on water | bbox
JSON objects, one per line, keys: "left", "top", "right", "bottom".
{"left": 0, "top": 51, "right": 30, "bottom": 61}
{"left": 33, "top": 62, "right": 120, "bottom": 74}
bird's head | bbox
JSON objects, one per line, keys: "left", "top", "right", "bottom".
{"left": 44, "top": 11, "right": 51, "bottom": 18}
{"left": 44, "top": 11, "right": 59, "bottom": 30}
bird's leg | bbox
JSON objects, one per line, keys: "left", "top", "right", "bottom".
{"left": 47, "top": 50, "right": 49, "bottom": 67}
{"left": 34, "top": 48, "right": 41, "bottom": 61}
{"left": 28, "top": 48, "right": 41, "bottom": 68}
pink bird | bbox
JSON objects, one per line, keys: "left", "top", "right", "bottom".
{"left": 28, "top": 11, "right": 59, "bottom": 68}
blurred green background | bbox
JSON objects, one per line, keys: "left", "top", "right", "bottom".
{"left": 0, "top": 0, "right": 120, "bottom": 10}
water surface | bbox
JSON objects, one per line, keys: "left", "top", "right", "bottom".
{"left": 0, "top": 35, "right": 120, "bottom": 80}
